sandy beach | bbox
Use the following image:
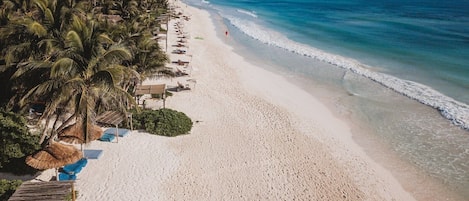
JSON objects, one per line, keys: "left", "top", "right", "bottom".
{"left": 73, "top": 1, "right": 415, "bottom": 200}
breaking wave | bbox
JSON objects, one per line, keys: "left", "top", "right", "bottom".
{"left": 236, "top": 9, "right": 258, "bottom": 18}
{"left": 225, "top": 15, "right": 469, "bottom": 130}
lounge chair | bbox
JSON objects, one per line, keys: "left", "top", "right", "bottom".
{"left": 62, "top": 158, "right": 88, "bottom": 175}
{"left": 177, "top": 82, "right": 191, "bottom": 92}
{"left": 174, "top": 69, "right": 188, "bottom": 77}
{"left": 84, "top": 149, "right": 104, "bottom": 159}
{"left": 172, "top": 49, "right": 186, "bottom": 54}
{"left": 99, "top": 133, "right": 116, "bottom": 142}
{"left": 58, "top": 172, "right": 77, "bottom": 181}
{"left": 104, "top": 128, "right": 130, "bottom": 137}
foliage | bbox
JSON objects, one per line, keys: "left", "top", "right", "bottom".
{"left": 132, "top": 108, "right": 192, "bottom": 136}
{"left": 0, "top": 179, "right": 22, "bottom": 201}
{"left": 0, "top": 110, "right": 40, "bottom": 169}
{"left": 65, "top": 190, "right": 79, "bottom": 201}
{"left": 0, "top": 0, "right": 172, "bottom": 163}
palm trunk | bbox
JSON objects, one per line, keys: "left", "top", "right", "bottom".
{"left": 39, "top": 117, "right": 52, "bottom": 144}
{"left": 56, "top": 113, "right": 76, "bottom": 134}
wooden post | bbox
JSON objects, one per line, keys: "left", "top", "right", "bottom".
{"left": 129, "top": 113, "right": 133, "bottom": 130}
{"left": 72, "top": 182, "right": 76, "bottom": 201}
{"left": 115, "top": 124, "right": 119, "bottom": 143}
{"left": 163, "top": 92, "right": 166, "bottom": 109}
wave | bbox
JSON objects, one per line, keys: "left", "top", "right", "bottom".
{"left": 236, "top": 9, "right": 258, "bottom": 18}
{"left": 225, "top": 15, "right": 469, "bottom": 130}
{"left": 201, "top": 0, "right": 209, "bottom": 4}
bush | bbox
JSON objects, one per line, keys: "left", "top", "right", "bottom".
{"left": 0, "top": 179, "right": 22, "bottom": 201}
{"left": 0, "top": 110, "right": 40, "bottom": 173}
{"left": 132, "top": 108, "right": 192, "bottom": 136}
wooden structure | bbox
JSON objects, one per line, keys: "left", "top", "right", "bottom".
{"left": 96, "top": 111, "right": 131, "bottom": 143}
{"left": 9, "top": 181, "right": 76, "bottom": 201}
{"left": 135, "top": 84, "right": 167, "bottom": 108}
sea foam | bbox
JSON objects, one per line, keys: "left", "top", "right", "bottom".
{"left": 236, "top": 9, "right": 258, "bottom": 18}
{"left": 225, "top": 15, "right": 469, "bottom": 130}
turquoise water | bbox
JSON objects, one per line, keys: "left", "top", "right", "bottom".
{"left": 183, "top": 0, "right": 469, "bottom": 200}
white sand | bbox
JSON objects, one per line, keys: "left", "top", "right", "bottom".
{"left": 75, "top": 1, "right": 415, "bottom": 200}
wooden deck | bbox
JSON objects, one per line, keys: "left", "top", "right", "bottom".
{"left": 9, "top": 181, "right": 75, "bottom": 201}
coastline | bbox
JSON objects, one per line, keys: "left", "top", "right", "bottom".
{"left": 75, "top": 1, "right": 416, "bottom": 200}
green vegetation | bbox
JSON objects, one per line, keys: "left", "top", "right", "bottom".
{"left": 65, "top": 190, "right": 79, "bottom": 201}
{"left": 0, "top": 110, "right": 40, "bottom": 174}
{"left": 0, "top": 179, "right": 22, "bottom": 201}
{"left": 132, "top": 109, "right": 193, "bottom": 136}
{"left": 0, "top": 0, "right": 172, "bottom": 148}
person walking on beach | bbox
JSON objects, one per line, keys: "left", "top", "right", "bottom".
{"left": 225, "top": 30, "right": 228, "bottom": 36}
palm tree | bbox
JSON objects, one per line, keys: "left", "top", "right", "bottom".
{"left": 0, "top": 0, "right": 86, "bottom": 110}
{"left": 1, "top": 0, "right": 170, "bottom": 145}
{"left": 107, "top": 17, "right": 168, "bottom": 81}
{"left": 19, "top": 15, "right": 138, "bottom": 144}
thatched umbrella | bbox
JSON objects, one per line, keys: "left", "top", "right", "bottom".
{"left": 58, "top": 123, "right": 103, "bottom": 144}
{"left": 25, "top": 141, "right": 82, "bottom": 170}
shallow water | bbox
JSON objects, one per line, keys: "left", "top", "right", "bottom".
{"left": 222, "top": 24, "right": 469, "bottom": 200}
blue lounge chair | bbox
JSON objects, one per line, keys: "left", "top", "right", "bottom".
{"left": 62, "top": 158, "right": 88, "bottom": 175}
{"left": 100, "top": 133, "right": 116, "bottom": 142}
{"left": 104, "top": 128, "right": 131, "bottom": 137}
{"left": 84, "top": 149, "right": 104, "bottom": 159}
{"left": 58, "top": 172, "right": 77, "bottom": 181}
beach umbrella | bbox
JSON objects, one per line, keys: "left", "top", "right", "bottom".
{"left": 58, "top": 123, "right": 103, "bottom": 144}
{"left": 25, "top": 141, "right": 82, "bottom": 170}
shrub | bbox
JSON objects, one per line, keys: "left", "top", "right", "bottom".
{"left": 65, "top": 190, "right": 79, "bottom": 201}
{"left": 0, "top": 179, "right": 22, "bottom": 201}
{"left": 0, "top": 110, "right": 40, "bottom": 174}
{"left": 132, "top": 108, "right": 192, "bottom": 136}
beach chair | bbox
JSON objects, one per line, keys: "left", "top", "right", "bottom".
{"left": 175, "top": 69, "right": 188, "bottom": 77}
{"left": 100, "top": 133, "right": 116, "bottom": 142}
{"left": 62, "top": 158, "right": 88, "bottom": 175}
{"left": 58, "top": 172, "right": 77, "bottom": 181}
{"left": 177, "top": 82, "right": 191, "bottom": 92}
{"left": 104, "top": 128, "right": 131, "bottom": 137}
{"left": 84, "top": 149, "right": 104, "bottom": 159}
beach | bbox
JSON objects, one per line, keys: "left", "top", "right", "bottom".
{"left": 74, "top": 1, "right": 416, "bottom": 200}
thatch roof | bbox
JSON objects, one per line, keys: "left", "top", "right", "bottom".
{"left": 58, "top": 123, "right": 103, "bottom": 144}
{"left": 25, "top": 142, "right": 82, "bottom": 170}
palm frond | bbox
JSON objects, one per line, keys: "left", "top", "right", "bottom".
{"left": 98, "top": 33, "right": 114, "bottom": 44}
{"left": 65, "top": 30, "right": 84, "bottom": 53}
{"left": 50, "top": 57, "right": 78, "bottom": 78}
{"left": 11, "top": 60, "right": 50, "bottom": 79}
{"left": 28, "top": 21, "right": 47, "bottom": 37}
{"left": 5, "top": 42, "right": 31, "bottom": 65}
{"left": 101, "top": 44, "right": 132, "bottom": 64}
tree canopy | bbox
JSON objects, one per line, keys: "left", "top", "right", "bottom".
{"left": 0, "top": 0, "right": 170, "bottom": 145}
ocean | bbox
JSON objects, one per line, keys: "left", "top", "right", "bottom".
{"left": 182, "top": 0, "right": 469, "bottom": 200}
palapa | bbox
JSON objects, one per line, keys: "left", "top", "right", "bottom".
{"left": 25, "top": 141, "right": 82, "bottom": 170}
{"left": 58, "top": 123, "right": 103, "bottom": 144}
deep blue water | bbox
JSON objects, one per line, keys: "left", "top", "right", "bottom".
{"left": 182, "top": 0, "right": 469, "bottom": 200}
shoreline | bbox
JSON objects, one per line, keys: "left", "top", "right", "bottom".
{"left": 75, "top": 1, "right": 416, "bottom": 200}
{"left": 207, "top": 3, "right": 469, "bottom": 200}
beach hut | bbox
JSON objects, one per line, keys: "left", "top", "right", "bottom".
{"left": 134, "top": 84, "right": 167, "bottom": 108}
